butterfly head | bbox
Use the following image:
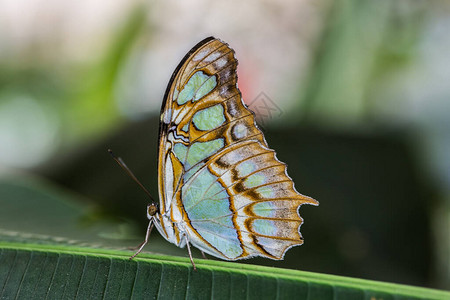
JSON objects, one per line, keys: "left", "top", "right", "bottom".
{"left": 146, "top": 203, "right": 159, "bottom": 219}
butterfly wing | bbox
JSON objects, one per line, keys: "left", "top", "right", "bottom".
{"left": 157, "top": 37, "right": 318, "bottom": 260}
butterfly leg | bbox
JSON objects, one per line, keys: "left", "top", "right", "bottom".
{"left": 201, "top": 251, "right": 207, "bottom": 259}
{"left": 130, "top": 221, "right": 154, "bottom": 260}
{"left": 184, "top": 234, "right": 197, "bottom": 271}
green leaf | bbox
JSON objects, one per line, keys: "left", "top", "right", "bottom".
{"left": 1, "top": 177, "right": 448, "bottom": 299}
{"left": 0, "top": 175, "right": 191, "bottom": 257}
{"left": 0, "top": 176, "right": 134, "bottom": 245}
{"left": 0, "top": 242, "right": 449, "bottom": 299}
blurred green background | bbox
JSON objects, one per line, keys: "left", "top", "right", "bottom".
{"left": 1, "top": 0, "right": 449, "bottom": 290}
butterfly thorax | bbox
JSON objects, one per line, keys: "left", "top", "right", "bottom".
{"left": 151, "top": 202, "right": 189, "bottom": 249}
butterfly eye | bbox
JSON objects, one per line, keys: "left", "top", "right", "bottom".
{"left": 147, "top": 203, "right": 158, "bottom": 218}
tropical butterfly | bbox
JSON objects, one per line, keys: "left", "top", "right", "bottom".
{"left": 121, "top": 37, "right": 318, "bottom": 269}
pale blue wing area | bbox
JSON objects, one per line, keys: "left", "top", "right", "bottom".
{"left": 249, "top": 200, "right": 299, "bottom": 219}
{"left": 182, "top": 165, "right": 243, "bottom": 259}
{"left": 183, "top": 165, "right": 227, "bottom": 211}
{"left": 173, "top": 138, "right": 224, "bottom": 170}
{"left": 183, "top": 163, "right": 204, "bottom": 182}
{"left": 250, "top": 218, "right": 301, "bottom": 239}
{"left": 192, "top": 104, "right": 225, "bottom": 131}
{"left": 176, "top": 71, "right": 217, "bottom": 105}
{"left": 195, "top": 226, "right": 243, "bottom": 259}
{"left": 251, "top": 219, "right": 278, "bottom": 236}
{"left": 254, "top": 236, "right": 296, "bottom": 258}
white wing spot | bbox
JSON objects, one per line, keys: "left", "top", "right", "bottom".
{"left": 163, "top": 108, "right": 172, "bottom": 124}
{"left": 215, "top": 58, "right": 227, "bottom": 69}
{"left": 227, "top": 100, "right": 238, "bottom": 117}
{"left": 204, "top": 52, "right": 221, "bottom": 63}
{"left": 193, "top": 49, "right": 209, "bottom": 61}
{"left": 224, "top": 149, "right": 244, "bottom": 164}
{"left": 233, "top": 123, "right": 247, "bottom": 139}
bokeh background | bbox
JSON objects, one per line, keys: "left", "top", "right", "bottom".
{"left": 1, "top": 0, "right": 450, "bottom": 290}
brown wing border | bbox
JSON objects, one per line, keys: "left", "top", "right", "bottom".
{"left": 157, "top": 36, "right": 217, "bottom": 149}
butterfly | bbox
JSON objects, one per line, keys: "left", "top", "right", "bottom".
{"left": 125, "top": 37, "right": 318, "bottom": 269}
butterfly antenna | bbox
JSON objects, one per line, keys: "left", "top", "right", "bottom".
{"left": 108, "top": 149, "right": 155, "bottom": 203}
